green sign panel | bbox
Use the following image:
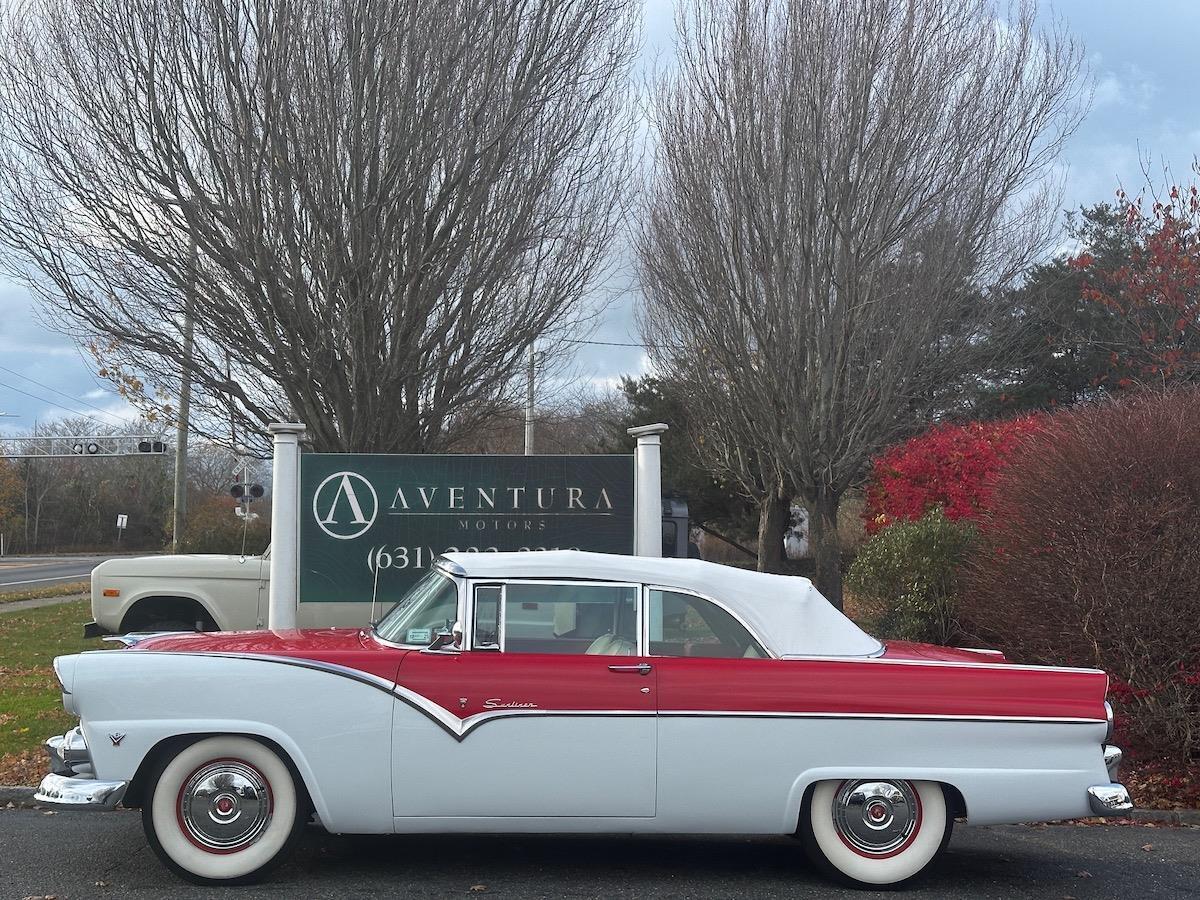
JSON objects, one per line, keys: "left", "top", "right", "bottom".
{"left": 299, "top": 454, "right": 635, "bottom": 603}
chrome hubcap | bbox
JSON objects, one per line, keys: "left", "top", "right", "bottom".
{"left": 178, "top": 761, "right": 272, "bottom": 852}
{"left": 832, "top": 780, "right": 919, "bottom": 856}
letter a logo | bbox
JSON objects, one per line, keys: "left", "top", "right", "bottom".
{"left": 313, "top": 471, "right": 379, "bottom": 540}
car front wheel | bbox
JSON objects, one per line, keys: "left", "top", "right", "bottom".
{"left": 142, "top": 736, "right": 306, "bottom": 885}
{"left": 801, "top": 779, "right": 950, "bottom": 887}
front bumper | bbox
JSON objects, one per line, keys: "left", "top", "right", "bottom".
{"left": 35, "top": 773, "right": 127, "bottom": 810}
{"left": 34, "top": 727, "right": 127, "bottom": 811}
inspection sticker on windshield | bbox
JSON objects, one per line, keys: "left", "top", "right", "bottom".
{"left": 406, "top": 627, "right": 433, "bottom": 644}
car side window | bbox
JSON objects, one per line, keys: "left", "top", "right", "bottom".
{"left": 502, "top": 582, "right": 638, "bottom": 655}
{"left": 647, "top": 589, "right": 767, "bottom": 659}
{"left": 473, "top": 585, "right": 501, "bottom": 650}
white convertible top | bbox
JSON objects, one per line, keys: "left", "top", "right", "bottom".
{"left": 438, "top": 550, "right": 882, "bottom": 658}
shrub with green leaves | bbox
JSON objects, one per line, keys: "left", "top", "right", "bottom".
{"left": 845, "top": 509, "right": 975, "bottom": 645}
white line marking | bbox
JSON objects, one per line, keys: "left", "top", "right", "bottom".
{"left": 0, "top": 575, "right": 84, "bottom": 587}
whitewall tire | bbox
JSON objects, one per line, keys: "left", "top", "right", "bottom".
{"left": 142, "top": 736, "right": 306, "bottom": 885}
{"left": 802, "top": 779, "right": 950, "bottom": 887}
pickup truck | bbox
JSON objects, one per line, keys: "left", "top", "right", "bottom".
{"left": 85, "top": 552, "right": 270, "bottom": 637}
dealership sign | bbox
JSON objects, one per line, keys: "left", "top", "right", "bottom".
{"left": 299, "top": 454, "right": 635, "bottom": 603}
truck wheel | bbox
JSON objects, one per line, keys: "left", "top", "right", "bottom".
{"left": 801, "top": 779, "right": 950, "bottom": 887}
{"left": 141, "top": 620, "right": 195, "bottom": 633}
{"left": 142, "top": 736, "right": 306, "bottom": 885}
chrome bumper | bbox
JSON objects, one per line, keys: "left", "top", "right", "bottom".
{"left": 34, "top": 727, "right": 126, "bottom": 811}
{"left": 35, "top": 773, "right": 127, "bottom": 810}
{"left": 1087, "top": 783, "right": 1133, "bottom": 816}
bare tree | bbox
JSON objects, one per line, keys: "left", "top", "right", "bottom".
{"left": 637, "top": 0, "right": 1087, "bottom": 605}
{"left": 0, "top": 0, "right": 638, "bottom": 454}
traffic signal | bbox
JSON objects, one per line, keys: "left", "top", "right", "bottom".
{"left": 230, "top": 484, "right": 246, "bottom": 499}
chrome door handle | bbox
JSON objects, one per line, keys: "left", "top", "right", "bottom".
{"left": 608, "top": 663, "right": 652, "bottom": 675}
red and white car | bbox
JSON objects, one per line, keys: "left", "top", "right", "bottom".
{"left": 37, "top": 551, "right": 1130, "bottom": 887}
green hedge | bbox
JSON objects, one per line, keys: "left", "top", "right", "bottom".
{"left": 845, "top": 508, "right": 975, "bottom": 645}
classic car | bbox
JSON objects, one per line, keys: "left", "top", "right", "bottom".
{"left": 38, "top": 550, "right": 1131, "bottom": 887}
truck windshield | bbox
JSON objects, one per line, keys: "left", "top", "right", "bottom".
{"left": 373, "top": 570, "right": 459, "bottom": 646}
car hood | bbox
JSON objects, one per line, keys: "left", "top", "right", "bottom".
{"left": 128, "top": 628, "right": 405, "bottom": 682}
{"left": 92, "top": 554, "right": 265, "bottom": 579}
{"left": 132, "top": 628, "right": 368, "bottom": 653}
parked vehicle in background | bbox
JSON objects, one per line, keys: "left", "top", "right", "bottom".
{"left": 85, "top": 551, "right": 269, "bottom": 637}
{"left": 45, "top": 551, "right": 1129, "bottom": 887}
{"left": 87, "top": 502, "right": 698, "bottom": 637}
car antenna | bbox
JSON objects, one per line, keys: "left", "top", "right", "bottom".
{"left": 369, "top": 551, "right": 382, "bottom": 627}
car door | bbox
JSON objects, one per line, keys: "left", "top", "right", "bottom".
{"left": 391, "top": 580, "right": 657, "bottom": 819}
{"left": 641, "top": 586, "right": 782, "bottom": 831}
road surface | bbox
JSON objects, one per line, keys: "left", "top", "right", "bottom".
{"left": 0, "top": 809, "right": 1196, "bottom": 899}
{"left": 0, "top": 554, "right": 114, "bottom": 594}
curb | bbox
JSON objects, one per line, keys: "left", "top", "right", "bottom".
{"left": 1121, "top": 808, "right": 1200, "bottom": 826}
{"left": 1, "top": 782, "right": 1197, "bottom": 824}
{"left": 0, "top": 786, "right": 37, "bottom": 808}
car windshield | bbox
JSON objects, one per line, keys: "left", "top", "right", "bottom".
{"left": 373, "top": 570, "right": 459, "bottom": 645}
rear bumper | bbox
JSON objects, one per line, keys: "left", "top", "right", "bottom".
{"left": 1087, "top": 783, "right": 1133, "bottom": 816}
{"left": 35, "top": 773, "right": 127, "bottom": 810}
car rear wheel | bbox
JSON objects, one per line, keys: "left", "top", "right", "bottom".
{"left": 801, "top": 779, "right": 950, "bottom": 887}
{"left": 142, "top": 736, "right": 305, "bottom": 885}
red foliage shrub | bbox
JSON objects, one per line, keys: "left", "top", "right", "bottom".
{"left": 863, "top": 417, "right": 1043, "bottom": 534}
{"left": 959, "top": 389, "right": 1200, "bottom": 757}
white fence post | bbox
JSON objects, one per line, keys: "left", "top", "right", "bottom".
{"left": 627, "top": 423, "right": 668, "bottom": 557}
{"left": 268, "top": 422, "right": 306, "bottom": 630}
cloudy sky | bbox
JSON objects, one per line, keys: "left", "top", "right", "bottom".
{"left": 2, "top": 0, "right": 1198, "bottom": 434}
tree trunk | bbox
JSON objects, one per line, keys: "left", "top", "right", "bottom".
{"left": 808, "top": 490, "right": 843, "bottom": 609}
{"left": 756, "top": 489, "right": 787, "bottom": 573}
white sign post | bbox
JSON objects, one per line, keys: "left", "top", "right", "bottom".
{"left": 267, "top": 422, "right": 306, "bottom": 630}
{"left": 627, "top": 423, "right": 669, "bottom": 557}
{"left": 115, "top": 513, "right": 128, "bottom": 544}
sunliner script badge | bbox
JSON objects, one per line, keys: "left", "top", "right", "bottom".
{"left": 482, "top": 699, "right": 538, "bottom": 709}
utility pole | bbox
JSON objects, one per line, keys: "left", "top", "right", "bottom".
{"left": 523, "top": 345, "right": 536, "bottom": 455}
{"left": 172, "top": 239, "right": 196, "bottom": 553}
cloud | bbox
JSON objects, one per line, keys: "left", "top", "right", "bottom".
{"left": 1092, "top": 62, "right": 1157, "bottom": 111}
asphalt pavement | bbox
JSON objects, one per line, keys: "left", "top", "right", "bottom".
{"left": 1, "top": 809, "right": 1196, "bottom": 899}
{"left": 0, "top": 554, "right": 114, "bottom": 593}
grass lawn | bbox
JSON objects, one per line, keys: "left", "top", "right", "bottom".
{"left": 0, "top": 599, "right": 104, "bottom": 783}
{"left": 0, "top": 580, "right": 89, "bottom": 605}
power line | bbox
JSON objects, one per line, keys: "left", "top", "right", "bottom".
{"left": 0, "top": 376, "right": 129, "bottom": 431}
{"left": 0, "top": 362, "right": 129, "bottom": 426}
{"left": 563, "top": 338, "right": 648, "bottom": 347}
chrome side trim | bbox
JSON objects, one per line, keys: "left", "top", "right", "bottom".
{"left": 780, "top": 654, "right": 1105, "bottom": 675}
{"left": 1087, "top": 783, "right": 1133, "bottom": 816}
{"left": 35, "top": 773, "right": 127, "bottom": 810}
{"left": 1104, "top": 701, "right": 1114, "bottom": 743}
{"left": 139, "top": 651, "right": 1109, "bottom": 743}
